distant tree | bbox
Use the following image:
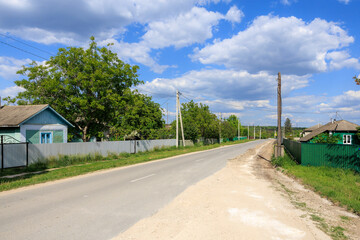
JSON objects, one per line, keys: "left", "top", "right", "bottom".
{"left": 171, "top": 100, "right": 219, "bottom": 142}
{"left": 221, "top": 120, "right": 236, "bottom": 139}
{"left": 8, "top": 37, "right": 140, "bottom": 142}
{"left": 225, "top": 115, "right": 239, "bottom": 138}
{"left": 354, "top": 75, "right": 360, "bottom": 85}
{"left": 284, "top": 118, "right": 292, "bottom": 137}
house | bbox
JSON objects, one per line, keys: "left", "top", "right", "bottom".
{"left": 0, "top": 104, "right": 73, "bottom": 144}
{"left": 301, "top": 123, "right": 323, "bottom": 137}
{"left": 299, "top": 120, "right": 360, "bottom": 145}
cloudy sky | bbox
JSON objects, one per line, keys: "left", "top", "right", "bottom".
{"left": 0, "top": 0, "right": 359, "bottom": 127}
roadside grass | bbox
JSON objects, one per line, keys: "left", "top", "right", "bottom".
{"left": 271, "top": 152, "right": 360, "bottom": 215}
{"left": 0, "top": 139, "right": 252, "bottom": 192}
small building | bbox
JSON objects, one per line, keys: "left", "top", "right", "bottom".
{"left": 301, "top": 123, "right": 323, "bottom": 138}
{"left": 299, "top": 120, "right": 359, "bottom": 145}
{"left": 0, "top": 104, "right": 73, "bottom": 144}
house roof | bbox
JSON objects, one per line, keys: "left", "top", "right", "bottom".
{"left": 300, "top": 120, "right": 359, "bottom": 142}
{"left": 303, "top": 124, "right": 323, "bottom": 132}
{"left": 0, "top": 104, "right": 73, "bottom": 127}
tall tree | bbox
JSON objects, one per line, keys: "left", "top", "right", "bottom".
{"left": 110, "top": 90, "right": 164, "bottom": 139}
{"left": 9, "top": 37, "right": 140, "bottom": 142}
{"left": 284, "top": 118, "right": 292, "bottom": 137}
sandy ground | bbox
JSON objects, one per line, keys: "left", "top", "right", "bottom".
{"left": 113, "top": 140, "right": 360, "bottom": 240}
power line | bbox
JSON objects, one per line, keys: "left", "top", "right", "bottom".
{"left": 0, "top": 33, "right": 55, "bottom": 56}
{"left": 0, "top": 40, "right": 48, "bottom": 61}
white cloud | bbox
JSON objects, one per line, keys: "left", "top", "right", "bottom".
{"left": 0, "top": 57, "right": 32, "bottom": 80}
{"left": 280, "top": 0, "right": 297, "bottom": 5}
{"left": 142, "top": 7, "right": 224, "bottom": 49}
{"left": 326, "top": 51, "right": 360, "bottom": 70}
{"left": 100, "top": 6, "right": 243, "bottom": 72}
{"left": 138, "top": 69, "right": 310, "bottom": 101}
{"left": 191, "top": 15, "right": 355, "bottom": 75}
{"left": 0, "top": 85, "right": 25, "bottom": 98}
{"left": 338, "top": 0, "right": 350, "bottom": 4}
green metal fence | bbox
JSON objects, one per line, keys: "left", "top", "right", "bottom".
{"left": 301, "top": 143, "right": 360, "bottom": 172}
{"left": 283, "top": 138, "right": 302, "bottom": 163}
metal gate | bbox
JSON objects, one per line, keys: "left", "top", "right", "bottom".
{"left": 0, "top": 135, "right": 29, "bottom": 169}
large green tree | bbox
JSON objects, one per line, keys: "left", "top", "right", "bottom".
{"left": 10, "top": 37, "right": 141, "bottom": 142}
{"left": 110, "top": 90, "right": 164, "bottom": 139}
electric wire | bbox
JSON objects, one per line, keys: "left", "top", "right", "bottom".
{"left": 0, "top": 33, "right": 55, "bottom": 56}
{"left": 0, "top": 40, "right": 48, "bottom": 61}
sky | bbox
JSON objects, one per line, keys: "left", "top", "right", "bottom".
{"left": 0, "top": 0, "right": 359, "bottom": 128}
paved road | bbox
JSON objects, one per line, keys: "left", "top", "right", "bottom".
{"left": 0, "top": 140, "right": 265, "bottom": 240}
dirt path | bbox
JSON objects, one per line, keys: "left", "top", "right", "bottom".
{"left": 113, "top": 140, "right": 359, "bottom": 240}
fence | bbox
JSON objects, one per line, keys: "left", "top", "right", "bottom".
{"left": 0, "top": 135, "right": 29, "bottom": 169}
{"left": 283, "top": 138, "right": 360, "bottom": 172}
{"left": 283, "top": 138, "right": 302, "bottom": 163}
{"left": 2, "top": 139, "right": 176, "bottom": 168}
{"left": 301, "top": 143, "right": 360, "bottom": 172}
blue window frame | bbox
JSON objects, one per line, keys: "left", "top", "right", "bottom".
{"left": 41, "top": 132, "right": 52, "bottom": 144}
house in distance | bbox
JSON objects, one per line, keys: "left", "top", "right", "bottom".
{"left": 0, "top": 104, "right": 73, "bottom": 144}
{"left": 299, "top": 119, "right": 360, "bottom": 145}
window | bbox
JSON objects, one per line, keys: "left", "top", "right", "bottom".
{"left": 41, "top": 132, "right": 52, "bottom": 144}
{"left": 343, "top": 135, "right": 352, "bottom": 145}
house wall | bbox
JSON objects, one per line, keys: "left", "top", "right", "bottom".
{"left": 25, "top": 108, "right": 69, "bottom": 125}
{"left": 333, "top": 132, "right": 358, "bottom": 145}
{"left": 21, "top": 124, "right": 68, "bottom": 143}
{"left": 0, "top": 127, "right": 21, "bottom": 141}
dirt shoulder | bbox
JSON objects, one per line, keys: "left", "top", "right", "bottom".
{"left": 113, "top": 140, "right": 359, "bottom": 240}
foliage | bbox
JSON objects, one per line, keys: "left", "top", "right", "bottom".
{"left": 8, "top": 37, "right": 141, "bottom": 142}
{"left": 354, "top": 75, "right": 360, "bottom": 85}
{"left": 172, "top": 100, "right": 219, "bottom": 142}
{"left": 285, "top": 118, "right": 292, "bottom": 137}
{"left": 110, "top": 90, "right": 164, "bottom": 139}
{"left": 357, "top": 127, "right": 360, "bottom": 139}
{"left": 311, "top": 132, "right": 341, "bottom": 144}
{"left": 221, "top": 120, "right": 236, "bottom": 139}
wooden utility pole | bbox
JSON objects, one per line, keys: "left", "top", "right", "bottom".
{"left": 276, "top": 72, "right": 283, "bottom": 157}
{"left": 238, "top": 118, "right": 240, "bottom": 139}
{"left": 219, "top": 113, "right": 222, "bottom": 144}
{"left": 176, "top": 90, "right": 179, "bottom": 148}
{"left": 260, "top": 127, "right": 262, "bottom": 139}
{"left": 247, "top": 125, "right": 249, "bottom": 139}
{"left": 254, "top": 125, "right": 255, "bottom": 139}
{"left": 178, "top": 98, "right": 185, "bottom": 147}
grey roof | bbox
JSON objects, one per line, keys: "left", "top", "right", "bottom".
{"left": 300, "top": 120, "right": 359, "bottom": 142}
{"left": 0, "top": 104, "right": 73, "bottom": 127}
{"left": 303, "top": 124, "right": 323, "bottom": 132}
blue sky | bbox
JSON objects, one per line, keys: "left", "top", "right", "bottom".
{"left": 0, "top": 0, "right": 359, "bottom": 127}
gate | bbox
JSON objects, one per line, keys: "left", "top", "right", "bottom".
{"left": 0, "top": 135, "right": 29, "bottom": 169}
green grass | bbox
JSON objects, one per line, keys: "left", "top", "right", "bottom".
{"left": 0, "top": 139, "right": 252, "bottom": 192}
{"left": 272, "top": 152, "right": 360, "bottom": 215}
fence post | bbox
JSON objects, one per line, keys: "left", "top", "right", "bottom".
{"left": 1, "top": 135, "right": 3, "bottom": 170}
{"left": 26, "top": 142, "right": 29, "bottom": 167}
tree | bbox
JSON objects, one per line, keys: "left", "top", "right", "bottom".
{"left": 284, "top": 118, "right": 292, "bottom": 138}
{"left": 110, "top": 90, "right": 164, "bottom": 139}
{"left": 9, "top": 37, "right": 140, "bottom": 142}
{"left": 354, "top": 75, "right": 360, "bottom": 85}
{"left": 312, "top": 133, "right": 341, "bottom": 144}
{"left": 171, "top": 100, "right": 219, "bottom": 142}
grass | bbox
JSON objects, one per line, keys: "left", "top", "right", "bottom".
{"left": 310, "top": 214, "right": 348, "bottom": 240}
{"left": 271, "top": 152, "right": 360, "bottom": 215}
{"left": 0, "top": 139, "right": 252, "bottom": 192}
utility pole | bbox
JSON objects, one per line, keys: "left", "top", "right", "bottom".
{"left": 260, "top": 127, "right": 262, "bottom": 139}
{"left": 237, "top": 118, "right": 239, "bottom": 138}
{"left": 248, "top": 125, "right": 249, "bottom": 139}
{"left": 176, "top": 91, "right": 179, "bottom": 148}
{"left": 254, "top": 124, "right": 255, "bottom": 140}
{"left": 176, "top": 90, "right": 185, "bottom": 147}
{"left": 276, "top": 72, "right": 283, "bottom": 157}
{"left": 167, "top": 103, "right": 168, "bottom": 125}
{"left": 219, "top": 113, "right": 222, "bottom": 144}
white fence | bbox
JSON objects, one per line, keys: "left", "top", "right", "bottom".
{"left": 1, "top": 139, "right": 177, "bottom": 168}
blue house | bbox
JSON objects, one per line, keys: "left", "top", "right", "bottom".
{"left": 0, "top": 104, "right": 73, "bottom": 144}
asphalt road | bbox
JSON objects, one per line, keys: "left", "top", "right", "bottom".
{"left": 0, "top": 140, "right": 265, "bottom": 240}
